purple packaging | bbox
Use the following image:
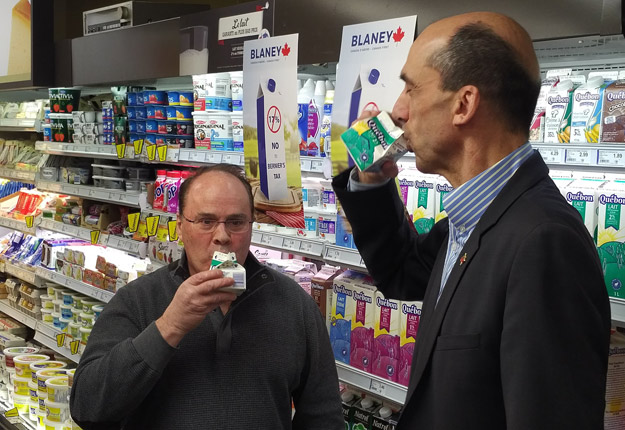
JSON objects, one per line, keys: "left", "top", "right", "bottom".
{"left": 166, "top": 172, "right": 182, "bottom": 213}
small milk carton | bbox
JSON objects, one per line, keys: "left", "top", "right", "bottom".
{"left": 434, "top": 178, "right": 453, "bottom": 223}
{"left": 601, "top": 80, "right": 625, "bottom": 143}
{"left": 411, "top": 176, "right": 436, "bottom": 234}
{"left": 398, "top": 301, "right": 423, "bottom": 387}
{"left": 311, "top": 265, "right": 342, "bottom": 326}
{"left": 330, "top": 272, "right": 358, "bottom": 364}
{"left": 350, "top": 275, "right": 377, "bottom": 372}
{"left": 597, "top": 182, "right": 625, "bottom": 298}
{"left": 545, "top": 78, "right": 583, "bottom": 143}
{"left": 209, "top": 251, "right": 246, "bottom": 295}
{"left": 372, "top": 292, "right": 401, "bottom": 382}
{"left": 563, "top": 179, "right": 602, "bottom": 241}
{"left": 529, "top": 76, "right": 558, "bottom": 142}
{"left": 570, "top": 75, "right": 610, "bottom": 143}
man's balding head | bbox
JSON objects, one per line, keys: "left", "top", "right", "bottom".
{"left": 420, "top": 12, "right": 541, "bottom": 137}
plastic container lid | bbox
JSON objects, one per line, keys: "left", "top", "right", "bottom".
{"left": 340, "top": 391, "right": 355, "bottom": 403}
{"left": 167, "top": 171, "right": 181, "bottom": 178}
{"left": 360, "top": 397, "right": 374, "bottom": 409}
{"left": 46, "top": 376, "right": 69, "bottom": 389}
{"left": 378, "top": 406, "right": 392, "bottom": 418}
{"left": 156, "top": 170, "right": 167, "bottom": 176}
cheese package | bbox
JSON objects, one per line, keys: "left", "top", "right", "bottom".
{"left": 210, "top": 251, "right": 246, "bottom": 295}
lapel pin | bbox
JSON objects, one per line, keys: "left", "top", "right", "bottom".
{"left": 459, "top": 253, "right": 467, "bottom": 266}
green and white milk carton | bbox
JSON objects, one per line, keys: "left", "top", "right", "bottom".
{"left": 597, "top": 182, "right": 625, "bottom": 298}
{"left": 563, "top": 179, "right": 603, "bottom": 241}
{"left": 409, "top": 175, "right": 436, "bottom": 234}
{"left": 545, "top": 76, "right": 585, "bottom": 143}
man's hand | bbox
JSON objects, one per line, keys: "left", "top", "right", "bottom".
{"left": 353, "top": 110, "right": 400, "bottom": 184}
{"left": 156, "top": 270, "right": 237, "bottom": 347}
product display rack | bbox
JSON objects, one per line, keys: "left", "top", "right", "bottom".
{"left": 0, "top": 401, "right": 36, "bottom": 430}
{"left": 0, "top": 217, "right": 38, "bottom": 237}
{"left": 0, "top": 169, "right": 36, "bottom": 185}
{"left": 35, "top": 179, "right": 143, "bottom": 208}
{"left": 336, "top": 362, "right": 406, "bottom": 406}
{"left": 34, "top": 267, "right": 114, "bottom": 303}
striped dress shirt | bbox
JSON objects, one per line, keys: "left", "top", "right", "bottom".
{"left": 437, "top": 143, "right": 534, "bottom": 303}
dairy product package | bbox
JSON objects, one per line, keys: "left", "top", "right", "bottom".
{"left": 545, "top": 78, "right": 584, "bottom": 143}
{"left": 398, "top": 168, "right": 419, "bottom": 208}
{"left": 601, "top": 80, "right": 625, "bottom": 143}
{"left": 335, "top": 212, "right": 355, "bottom": 249}
{"left": 306, "top": 80, "right": 326, "bottom": 156}
{"left": 320, "top": 85, "right": 334, "bottom": 157}
{"left": 372, "top": 292, "right": 401, "bottom": 382}
{"left": 562, "top": 179, "right": 602, "bottom": 240}
{"left": 410, "top": 176, "right": 436, "bottom": 234}
{"left": 371, "top": 406, "right": 400, "bottom": 430}
{"left": 435, "top": 178, "right": 453, "bottom": 223}
{"left": 340, "top": 391, "right": 359, "bottom": 429}
{"left": 570, "top": 75, "right": 610, "bottom": 143}
{"left": 605, "top": 330, "right": 625, "bottom": 429}
{"left": 298, "top": 79, "right": 314, "bottom": 156}
{"left": 330, "top": 272, "right": 358, "bottom": 364}
{"left": 349, "top": 276, "right": 377, "bottom": 372}
{"left": 529, "top": 77, "right": 558, "bottom": 142}
{"left": 341, "top": 111, "right": 408, "bottom": 172}
{"left": 350, "top": 397, "right": 381, "bottom": 430}
{"left": 597, "top": 183, "right": 625, "bottom": 298}
{"left": 311, "top": 265, "right": 342, "bottom": 325}
{"left": 209, "top": 251, "right": 246, "bottom": 295}
{"left": 399, "top": 300, "right": 422, "bottom": 387}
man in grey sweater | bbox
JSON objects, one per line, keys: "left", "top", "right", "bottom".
{"left": 70, "top": 164, "right": 343, "bottom": 429}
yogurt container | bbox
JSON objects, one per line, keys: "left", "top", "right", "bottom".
{"left": 68, "top": 322, "right": 81, "bottom": 338}
{"left": 145, "top": 119, "right": 158, "bottom": 133}
{"left": 143, "top": 90, "right": 167, "bottom": 105}
{"left": 14, "top": 355, "right": 50, "bottom": 378}
{"left": 179, "top": 91, "right": 193, "bottom": 106}
{"left": 41, "top": 308, "right": 53, "bottom": 323}
{"left": 30, "top": 362, "right": 67, "bottom": 385}
{"left": 166, "top": 106, "right": 177, "bottom": 120}
{"left": 46, "top": 376, "right": 69, "bottom": 403}
{"left": 176, "top": 121, "right": 193, "bottom": 136}
{"left": 80, "top": 313, "right": 95, "bottom": 329}
{"left": 13, "top": 375, "right": 31, "bottom": 395}
{"left": 60, "top": 304, "right": 72, "bottom": 320}
{"left": 176, "top": 106, "right": 193, "bottom": 121}
{"left": 36, "top": 369, "right": 66, "bottom": 395}
{"left": 79, "top": 327, "right": 92, "bottom": 344}
{"left": 3, "top": 347, "right": 39, "bottom": 371}
{"left": 167, "top": 91, "right": 180, "bottom": 106}
{"left": 13, "top": 393, "right": 30, "bottom": 416}
{"left": 44, "top": 398, "right": 70, "bottom": 423}
{"left": 192, "top": 111, "right": 232, "bottom": 150}
{"left": 61, "top": 292, "right": 73, "bottom": 306}
{"left": 230, "top": 71, "right": 243, "bottom": 111}
{"left": 153, "top": 106, "right": 167, "bottom": 120}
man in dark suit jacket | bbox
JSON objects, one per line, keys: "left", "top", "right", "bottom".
{"left": 333, "top": 12, "right": 611, "bottom": 429}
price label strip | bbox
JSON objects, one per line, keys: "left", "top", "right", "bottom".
{"left": 128, "top": 212, "right": 140, "bottom": 233}
{"left": 537, "top": 147, "right": 564, "bottom": 164}
{"left": 146, "top": 215, "right": 160, "bottom": 237}
{"left": 565, "top": 149, "right": 594, "bottom": 165}
{"left": 157, "top": 145, "right": 168, "bottom": 162}
{"left": 146, "top": 144, "right": 157, "bottom": 161}
{"left": 133, "top": 139, "right": 144, "bottom": 156}
{"left": 116, "top": 143, "right": 126, "bottom": 159}
{"left": 90, "top": 230, "right": 101, "bottom": 245}
{"left": 598, "top": 150, "right": 625, "bottom": 167}
{"left": 369, "top": 379, "right": 386, "bottom": 396}
{"left": 25, "top": 215, "right": 34, "bottom": 229}
{"left": 168, "top": 220, "right": 178, "bottom": 242}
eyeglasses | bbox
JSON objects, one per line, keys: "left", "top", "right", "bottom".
{"left": 180, "top": 214, "right": 253, "bottom": 233}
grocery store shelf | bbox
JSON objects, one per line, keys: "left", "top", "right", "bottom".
{"left": 251, "top": 230, "right": 325, "bottom": 258}
{"left": 3, "top": 262, "right": 41, "bottom": 286}
{"left": 36, "top": 180, "right": 142, "bottom": 208}
{"left": 33, "top": 329, "right": 80, "bottom": 364}
{"left": 335, "top": 361, "right": 407, "bottom": 405}
{"left": 178, "top": 148, "right": 245, "bottom": 166}
{"left": 0, "top": 398, "right": 37, "bottom": 430}
{"left": 0, "top": 168, "right": 36, "bottom": 184}
{"left": 323, "top": 245, "right": 367, "bottom": 271}
{"left": 532, "top": 142, "right": 625, "bottom": 169}
{"left": 34, "top": 267, "right": 113, "bottom": 303}
{"left": 0, "top": 216, "right": 38, "bottom": 236}
{"left": 610, "top": 298, "right": 625, "bottom": 325}
{"left": 0, "top": 118, "right": 36, "bottom": 130}
{"left": 35, "top": 141, "right": 117, "bottom": 159}
{"left": 106, "top": 235, "right": 148, "bottom": 257}
{"left": 0, "top": 300, "right": 37, "bottom": 329}
{"left": 300, "top": 156, "right": 328, "bottom": 174}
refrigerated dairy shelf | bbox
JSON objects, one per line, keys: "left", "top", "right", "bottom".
{"left": 36, "top": 180, "right": 142, "bottom": 208}
{"left": 2, "top": 263, "right": 41, "bottom": 286}
{"left": 0, "top": 216, "right": 38, "bottom": 236}
{"left": 336, "top": 362, "right": 407, "bottom": 406}
{"left": 34, "top": 267, "right": 113, "bottom": 303}
{"left": 35, "top": 141, "right": 117, "bottom": 159}
{"left": 0, "top": 169, "right": 36, "bottom": 184}
{"left": 323, "top": 245, "right": 367, "bottom": 271}
{"left": 0, "top": 119, "right": 36, "bottom": 130}
{"left": 0, "top": 300, "right": 37, "bottom": 330}
{"left": 300, "top": 156, "right": 328, "bottom": 174}
{"left": 533, "top": 142, "right": 625, "bottom": 169}
{"left": 177, "top": 148, "right": 245, "bottom": 166}
{"left": 33, "top": 330, "right": 80, "bottom": 364}
{"left": 0, "top": 398, "right": 37, "bottom": 430}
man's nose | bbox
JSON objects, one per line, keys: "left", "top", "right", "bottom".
{"left": 391, "top": 89, "right": 409, "bottom": 127}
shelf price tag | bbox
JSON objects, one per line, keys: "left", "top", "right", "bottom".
{"left": 4, "top": 407, "right": 19, "bottom": 423}
{"left": 116, "top": 143, "right": 126, "bottom": 159}
{"left": 565, "top": 149, "right": 594, "bottom": 165}
{"left": 311, "top": 159, "right": 324, "bottom": 172}
{"left": 325, "top": 248, "right": 341, "bottom": 261}
{"left": 300, "top": 241, "right": 314, "bottom": 254}
{"left": 300, "top": 159, "right": 312, "bottom": 171}
{"left": 368, "top": 379, "right": 387, "bottom": 396}
{"left": 283, "top": 238, "right": 299, "bottom": 251}
{"left": 90, "top": 230, "right": 101, "bottom": 245}
{"left": 146, "top": 215, "right": 160, "bottom": 237}
{"left": 128, "top": 212, "right": 140, "bottom": 233}
{"left": 157, "top": 145, "right": 167, "bottom": 162}
{"left": 70, "top": 339, "right": 80, "bottom": 355}
{"left": 168, "top": 220, "right": 178, "bottom": 242}
{"left": 598, "top": 150, "right": 625, "bottom": 167}
{"left": 260, "top": 234, "right": 275, "bottom": 246}
{"left": 133, "top": 139, "right": 144, "bottom": 156}
{"left": 56, "top": 333, "right": 66, "bottom": 348}
{"left": 146, "top": 144, "right": 157, "bottom": 161}
{"left": 537, "top": 147, "right": 564, "bottom": 164}
{"left": 25, "top": 215, "right": 34, "bottom": 229}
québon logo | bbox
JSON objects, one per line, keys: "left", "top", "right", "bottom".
{"left": 599, "top": 194, "right": 625, "bottom": 205}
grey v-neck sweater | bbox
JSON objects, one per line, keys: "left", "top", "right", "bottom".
{"left": 70, "top": 252, "right": 343, "bottom": 429}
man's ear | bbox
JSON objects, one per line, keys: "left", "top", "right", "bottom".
{"left": 452, "top": 85, "right": 480, "bottom": 127}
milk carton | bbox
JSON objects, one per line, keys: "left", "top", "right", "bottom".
{"left": 350, "top": 276, "right": 377, "bottom": 372}
{"left": 597, "top": 183, "right": 625, "bottom": 298}
{"left": 311, "top": 265, "right": 342, "bottom": 325}
{"left": 398, "top": 301, "right": 422, "bottom": 387}
{"left": 372, "top": 292, "right": 401, "bottom": 382}
{"left": 563, "top": 179, "right": 602, "bottom": 241}
{"left": 340, "top": 391, "right": 359, "bottom": 429}
{"left": 350, "top": 397, "right": 381, "bottom": 430}
{"left": 371, "top": 406, "right": 399, "bottom": 430}
{"left": 545, "top": 79, "right": 579, "bottom": 143}
{"left": 435, "top": 178, "right": 453, "bottom": 223}
{"left": 411, "top": 176, "right": 436, "bottom": 234}
{"left": 570, "top": 76, "right": 610, "bottom": 143}
{"left": 605, "top": 330, "right": 625, "bottom": 428}
{"left": 601, "top": 80, "right": 625, "bottom": 143}
{"left": 529, "top": 76, "right": 558, "bottom": 142}
{"left": 397, "top": 168, "right": 418, "bottom": 208}
{"left": 330, "top": 272, "right": 358, "bottom": 364}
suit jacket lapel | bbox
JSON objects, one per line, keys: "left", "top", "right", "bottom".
{"left": 402, "top": 151, "right": 550, "bottom": 405}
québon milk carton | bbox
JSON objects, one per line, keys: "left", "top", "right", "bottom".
{"left": 563, "top": 179, "right": 603, "bottom": 241}
{"left": 372, "top": 292, "right": 400, "bottom": 382}
{"left": 350, "top": 276, "right": 378, "bottom": 373}
{"left": 545, "top": 76, "right": 585, "bottom": 143}
{"left": 411, "top": 176, "right": 436, "bottom": 234}
{"left": 330, "top": 271, "right": 360, "bottom": 364}
{"left": 597, "top": 183, "right": 625, "bottom": 298}
{"left": 435, "top": 179, "right": 453, "bottom": 223}
{"left": 398, "top": 301, "right": 422, "bottom": 386}
{"left": 570, "top": 75, "right": 610, "bottom": 143}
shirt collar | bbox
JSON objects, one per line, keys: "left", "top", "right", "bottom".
{"left": 443, "top": 143, "right": 534, "bottom": 232}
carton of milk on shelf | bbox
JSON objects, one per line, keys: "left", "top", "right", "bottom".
{"left": 349, "top": 276, "right": 377, "bottom": 373}
{"left": 411, "top": 176, "right": 436, "bottom": 234}
{"left": 605, "top": 330, "right": 625, "bottom": 427}
{"left": 372, "top": 291, "right": 401, "bottom": 382}
{"left": 562, "top": 179, "right": 602, "bottom": 241}
{"left": 570, "top": 75, "right": 610, "bottom": 143}
{"left": 398, "top": 300, "right": 422, "bottom": 387}
{"left": 435, "top": 178, "right": 453, "bottom": 223}
{"left": 597, "top": 182, "right": 625, "bottom": 298}
{"left": 529, "top": 76, "right": 559, "bottom": 142}
{"left": 544, "top": 76, "right": 585, "bottom": 143}
{"left": 330, "top": 271, "right": 358, "bottom": 364}
{"left": 209, "top": 251, "right": 246, "bottom": 295}
{"left": 601, "top": 80, "right": 625, "bottom": 143}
